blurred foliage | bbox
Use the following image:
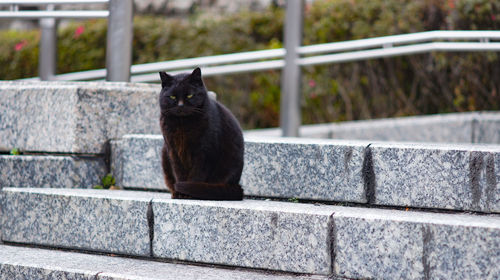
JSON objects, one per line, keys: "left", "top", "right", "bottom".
{"left": 1, "top": 0, "right": 499, "bottom": 129}
{"left": 10, "top": 148, "right": 21, "bottom": 155}
{"left": 0, "top": 30, "right": 39, "bottom": 79}
{"left": 93, "top": 173, "right": 116, "bottom": 189}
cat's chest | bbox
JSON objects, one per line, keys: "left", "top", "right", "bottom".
{"left": 166, "top": 128, "right": 202, "bottom": 164}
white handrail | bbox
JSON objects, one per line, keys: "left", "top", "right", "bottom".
{"left": 131, "top": 60, "right": 285, "bottom": 82}
{"left": 0, "top": 10, "right": 109, "bottom": 18}
{"left": 18, "top": 30, "right": 500, "bottom": 83}
{"left": 131, "top": 49, "right": 285, "bottom": 74}
{"left": 298, "top": 30, "right": 500, "bottom": 55}
{"left": 298, "top": 42, "right": 500, "bottom": 66}
{"left": 3, "top": 0, "right": 133, "bottom": 82}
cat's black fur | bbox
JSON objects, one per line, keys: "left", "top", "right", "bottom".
{"left": 159, "top": 67, "right": 244, "bottom": 200}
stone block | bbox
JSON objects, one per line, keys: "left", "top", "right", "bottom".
{"left": 152, "top": 198, "right": 336, "bottom": 275}
{"left": 370, "top": 142, "right": 500, "bottom": 213}
{"left": 329, "top": 112, "right": 477, "bottom": 143}
{"left": 475, "top": 112, "right": 500, "bottom": 144}
{"left": 245, "top": 112, "right": 500, "bottom": 144}
{"left": 242, "top": 137, "right": 368, "bottom": 202}
{"left": 112, "top": 135, "right": 369, "bottom": 203}
{"left": 0, "top": 81, "right": 161, "bottom": 154}
{"left": 0, "top": 245, "right": 319, "bottom": 280}
{"left": 111, "top": 135, "right": 500, "bottom": 212}
{"left": 2, "top": 188, "right": 498, "bottom": 278}
{"left": 1, "top": 188, "right": 162, "bottom": 256}
{"left": 0, "top": 155, "right": 106, "bottom": 189}
{"left": 111, "top": 135, "right": 164, "bottom": 190}
{"left": 332, "top": 207, "right": 500, "bottom": 279}
{"left": 424, "top": 221, "right": 500, "bottom": 280}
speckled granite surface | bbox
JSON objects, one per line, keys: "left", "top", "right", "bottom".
{"left": 0, "top": 155, "right": 106, "bottom": 189}
{"left": 0, "top": 188, "right": 162, "bottom": 256}
{"left": 152, "top": 198, "right": 335, "bottom": 275}
{"left": 371, "top": 142, "right": 500, "bottom": 213}
{"left": 242, "top": 137, "right": 369, "bottom": 202}
{"left": 476, "top": 114, "right": 500, "bottom": 144}
{"left": 425, "top": 222, "right": 500, "bottom": 280}
{"left": 328, "top": 112, "right": 476, "bottom": 143}
{"left": 244, "top": 111, "right": 500, "bottom": 144}
{"left": 112, "top": 135, "right": 370, "bottom": 202}
{"left": 0, "top": 245, "right": 324, "bottom": 280}
{"left": 111, "top": 135, "right": 165, "bottom": 190}
{"left": 0, "top": 81, "right": 161, "bottom": 154}
{"left": 112, "top": 135, "right": 499, "bottom": 213}
{"left": 333, "top": 207, "right": 500, "bottom": 279}
{"left": 1, "top": 188, "right": 498, "bottom": 278}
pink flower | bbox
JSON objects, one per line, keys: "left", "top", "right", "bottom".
{"left": 308, "top": 79, "right": 316, "bottom": 88}
{"left": 492, "top": 14, "right": 496, "bottom": 21}
{"left": 447, "top": 0, "right": 455, "bottom": 9}
{"left": 73, "top": 25, "right": 85, "bottom": 39}
{"left": 14, "top": 40, "right": 28, "bottom": 51}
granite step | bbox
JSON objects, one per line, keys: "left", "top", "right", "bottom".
{"left": 244, "top": 111, "right": 500, "bottom": 144}
{"left": 0, "top": 81, "right": 161, "bottom": 154}
{"left": 0, "top": 81, "right": 217, "bottom": 155}
{"left": 1, "top": 188, "right": 499, "bottom": 278}
{"left": 0, "top": 245, "right": 323, "bottom": 280}
{"left": 0, "top": 154, "right": 106, "bottom": 190}
{"left": 111, "top": 135, "right": 500, "bottom": 213}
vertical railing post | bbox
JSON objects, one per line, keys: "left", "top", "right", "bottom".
{"left": 106, "top": 0, "right": 133, "bottom": 82}
{"left": 280, "top": 0, "right": 303, "bottom": 137}
{"left": 39, "top": 4, "right": 56, "bottom": 81}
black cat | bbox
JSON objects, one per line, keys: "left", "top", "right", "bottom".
{"left": 159, "top": 67, "right": 244, "bottom": 200}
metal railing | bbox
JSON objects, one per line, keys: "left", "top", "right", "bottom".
{"left": 9, "top": 1, "right": 500, "bottom": 136}
{"left": 0, "top": 0, "right": 132, "bottom": 81}
{"left": 22, "top": 30, "right": 500, "bottom": 80}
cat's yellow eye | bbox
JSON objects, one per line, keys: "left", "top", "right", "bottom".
{"left": 187, "top": 94, "right": 193, "bottom": 99}
{"left": 169, "top": 95, "right": 176, "bottom": 100}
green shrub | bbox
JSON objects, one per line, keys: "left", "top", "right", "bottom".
{"left": 0, "top": 0, "right": 498, "bottom": 128}
{"left": 300, "top": 0, "right": 500, "bottom": 123}
{"left": 10, "top": 148, "right": 21, "bottom": 155}
{"left": 93, "top": 173, "right": 116, "bottom": 189}
{"left": 57, "top": 19, "right": 107, "bottom": 73}
{"left": 0, "top": 29, "right": 39, "bottom": 80}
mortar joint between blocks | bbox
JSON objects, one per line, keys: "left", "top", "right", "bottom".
{"left": 146, "top": 199, "right": 155, "bottom": 258}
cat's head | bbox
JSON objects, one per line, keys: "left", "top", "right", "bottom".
{"left": 159, "top": 67, "right": 208, "bottom": 117}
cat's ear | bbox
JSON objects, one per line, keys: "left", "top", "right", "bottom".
{"left": 159, "top": 72, "right": 174, "bottom": 88}
{"left": 189, "top": 67, "right": 204, "bottom": 87}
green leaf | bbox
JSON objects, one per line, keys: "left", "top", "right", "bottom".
{"left": 101, "top": 173, "right": 116, "bottom": 189}
{"left": 10, "top": 148, "right": 20, "bottom": 155}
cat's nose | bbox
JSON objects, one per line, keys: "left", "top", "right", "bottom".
{"left": 178, "top": 100, "right": 184, "bottom": 106}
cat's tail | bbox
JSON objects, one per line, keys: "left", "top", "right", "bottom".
{"left": 174, "top": 181, "right": 243, "bottom": 201}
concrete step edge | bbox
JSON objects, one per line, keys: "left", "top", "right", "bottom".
{"left": 0, "top": 154, "right": 106, "bottom": 189}
{"left": 112, "top": 135, "right": 500, "bottom": 213}
{"left": 0, "top": 244, "right": 321, "bottom": 280}
{"left": 1, "top": 188, "right": 499, "bottom": 278}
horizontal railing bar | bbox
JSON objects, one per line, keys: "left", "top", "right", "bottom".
{"left": 132, "top": 42, "right": 500, "bottom": 82}
{"left": 0, "top": 10, "right": 109, "bottom": 18}
{"left": 131, "top": 60, "right": 285, "bottom": 82}
{"left": 54, "top": 69, "right": 106, "bottom": 81}
{"left": 0, "top": 0, "right": 108, "bottom": 5}
{"left": 130, "top": 48, "right": 285, "bottom": 74}
{"left": 298, "top": 30, "right": 500, "bottom": 55}
{"left": 26, "top": 60, "right": 285, "bottom": 82}
{"left": 17, "top": 32, "right": 500, "bottom": 82}
{"left": 298, "top": 42, "right": 500, "bottom": 66}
